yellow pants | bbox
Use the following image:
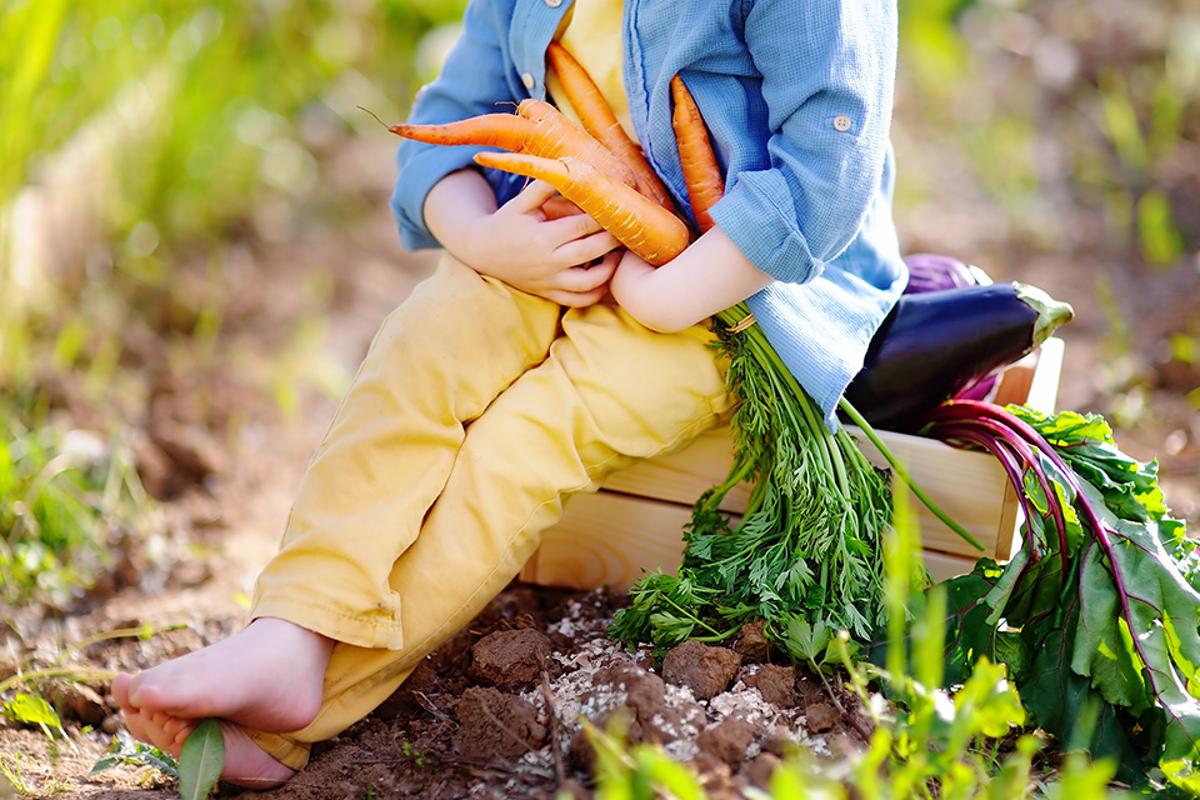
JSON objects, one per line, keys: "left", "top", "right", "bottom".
{"left": 244, "top": 256, "right": 730, "bottom": 769}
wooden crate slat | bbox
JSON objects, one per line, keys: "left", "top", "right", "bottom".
{"left": 601, "top": 427, "right": 745, "bottom": 512}
{"left": 524, "top": 491, "right": 690, "bottom": 590}
{"left": 1025, "top": 336, "right": 1064, "bottom": 414}
{"left": 992, "top": 351, "right": 1038, "bottom": 408}
{"left": 922, "top": 549, "right": 980, "bottom": 583}
{"left": 604, "top": 426, "right": 1008, "bottom": 559}
{"left": 528, "top": 491, "right": 990, "bottom": 591}
{"left": 845, "top": 428, "right": 1010, "bottom": 559}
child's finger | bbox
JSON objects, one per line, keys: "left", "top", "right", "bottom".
{"left": 553, "top": 229, "right": 620, "bottom": 267}
{"left": 544, "top": 212, "right": 604, "bottom": 244}
{"left": 554, "top": 254, "right": 619, "bottom": 293}
{"left": 510, "top": 180, "right": 561, "bottom": 213}
{"left": 541, "top": 196, "right": 583, "bottom": 220}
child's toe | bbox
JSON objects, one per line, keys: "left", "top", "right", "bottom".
{"left": 111, "top": 673, "right": 136, "bottom": 710}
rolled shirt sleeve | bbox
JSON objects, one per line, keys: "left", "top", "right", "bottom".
{"left": 709, "top": 0, "right": 898, "bottom": 285}
{"left": 390, "top": 0, "right": 523, "bottom": 250}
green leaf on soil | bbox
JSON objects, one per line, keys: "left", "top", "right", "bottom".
{"left": 90, "top": 734, "right": 179, "bottom": 779}
{"left": 2, "top": 692, "right": 63, "bottom": 735}
{"left": 178, "top": 718, "right": 223, "bottom": 800}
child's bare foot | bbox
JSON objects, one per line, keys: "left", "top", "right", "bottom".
{"left": 113, "top": 617, "right": 333, "bottom": 734}
{"left": 111, "top": 618, "right": 331, "bottom": 787}
{"left": 118, "top": 706, "right": 294, "bottom": 789}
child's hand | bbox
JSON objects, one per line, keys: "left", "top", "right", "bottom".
{"left": 464, "top": 180, "right": 622, "bottom": 307}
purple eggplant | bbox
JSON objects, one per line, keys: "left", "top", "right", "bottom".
{"left": 844, "top": 282, "right": 1073, "bottom": 432}
{"left": 902, "top": 254, "right": 999, "bottom": 400}
{"left": 903, "top": 253, "right": 992, "bottom": 294}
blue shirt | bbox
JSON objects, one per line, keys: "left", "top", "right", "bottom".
{"left": 390, "top": 0, "right": 908, "bottom": 428}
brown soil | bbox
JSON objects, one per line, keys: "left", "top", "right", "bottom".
{"left": 452, "top": 686, "right": 548, "bottom": 759}
{"left": 258, "top": 585, "right": 858, "bottom": 799}
{"left": 741, "top": 665, "right": 795, "bottom": 709}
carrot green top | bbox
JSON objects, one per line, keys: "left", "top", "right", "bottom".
{"left": 545, "top": 0, "right": 638, "bottom": 144}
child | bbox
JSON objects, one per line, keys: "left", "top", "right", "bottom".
{"left": 113, "top": 0, "right": 906, "bottom": 787}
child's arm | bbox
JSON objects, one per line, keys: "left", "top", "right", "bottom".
{"left": 610, "top": 228, "right": 772, "bottom": 333}
{"left": 615, "top": 0, "right": 897, "bottom": 332}
{"left": 392, "top": 0, "right": 619, "bottom": 306}
{"left": 424, "top": 169, "right": 620, "bottom": 308}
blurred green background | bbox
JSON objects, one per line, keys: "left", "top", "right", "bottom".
{"left": 0, "top": 0, "right": 1197, "bottom": 608}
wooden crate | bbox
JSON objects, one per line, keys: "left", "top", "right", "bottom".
{"left": 521, "top": 338, "right": 1065, "bottom": 589}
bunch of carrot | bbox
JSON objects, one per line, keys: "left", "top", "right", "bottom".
{"left": 383, "top": 44, "right": 710, "bottom": 265}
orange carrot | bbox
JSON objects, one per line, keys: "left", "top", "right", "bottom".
{"left": 670, "top": 76, "right": 724, "bottom": 233}
{"left": 513, "top": 99, "right": 637, "bottom": 187}
{"left": 389, "top": 100, "right": 637, "bottom": 188}
{"left": 475, "top": 151, "right": 690, "bottom": 266}
{"left": 546, "top": 43, "right": 675, "bottom": 210}
{"left": 385, "top": 112, "right": 534, "bottom": 152}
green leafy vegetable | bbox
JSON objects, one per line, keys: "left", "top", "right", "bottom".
{"left": 91, "top": 733, "right": 180, "bottom": 779}
{"left": 924, "top": 403, "right": 1199, "bottom": 788}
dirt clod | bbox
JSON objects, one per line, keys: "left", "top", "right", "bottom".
{"left": 697, "top": 717, "right": 757, "bottom": 766}
{"left": 742, "top": 664, "right": 796, "bottom": 708}
{"left": 734, "top": 620, "right": 772, "bottom": 661}
{"left": 804, "top": 700, "right": 840, "bottom": 733}
{"left": 743, "top": 752, "right": 782, "bottom": 789}
{"left": 662, "top": 641, "right": 742, "bottom": 700}
{"left": 453, "top": 686, "right": 547, "bottom": 759}
{"left": 50, "top": 683, "right": 108, "bottom": 726}
{"left": 468, "top": 628, "right": 552, "bottom": 689}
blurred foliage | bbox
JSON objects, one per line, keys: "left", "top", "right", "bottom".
{"left": 0, "top": 416, "right": 151, "bottom": 607}
{"left": 0, "top": 0, "right": 466, "bottom": 608}
{"left": 0, "top": 0, "right": 465, "bottom": 382}
{"left": 897, "top": 0, "right": 1199, "bottom": 269}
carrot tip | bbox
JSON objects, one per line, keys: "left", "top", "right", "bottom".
{"left": 357, "top": 105, "right": 392, "bottom": 131}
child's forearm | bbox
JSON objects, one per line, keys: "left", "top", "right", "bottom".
{"left": 423, "top": 169, "right": 498, "bottom": 268}
{"left": 611, "top": 227, "right": 773, "bottom": 333}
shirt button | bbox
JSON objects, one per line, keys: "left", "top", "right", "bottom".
{"left": 521, "top": 72, "right": 536, "bottom": 90}
{"left": 833, "top": 115, "right": 853, "bottom": 132}
{"left": 545, "top": 0, "right": 562, "bottom": 6}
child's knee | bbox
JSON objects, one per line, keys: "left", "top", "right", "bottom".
{"left": 362, "top": 256, "right": 558, "bottom": 385}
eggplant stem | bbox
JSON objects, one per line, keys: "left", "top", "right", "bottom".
{"left": 839, "top": 399, "right": 985, "bottom": 552}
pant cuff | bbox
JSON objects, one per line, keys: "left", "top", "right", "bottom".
{"left": 249, "top": 595, "right": 405, "bottom": 650}
{"left": 243, "top": 727, "right": 311, "bottom": 772}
